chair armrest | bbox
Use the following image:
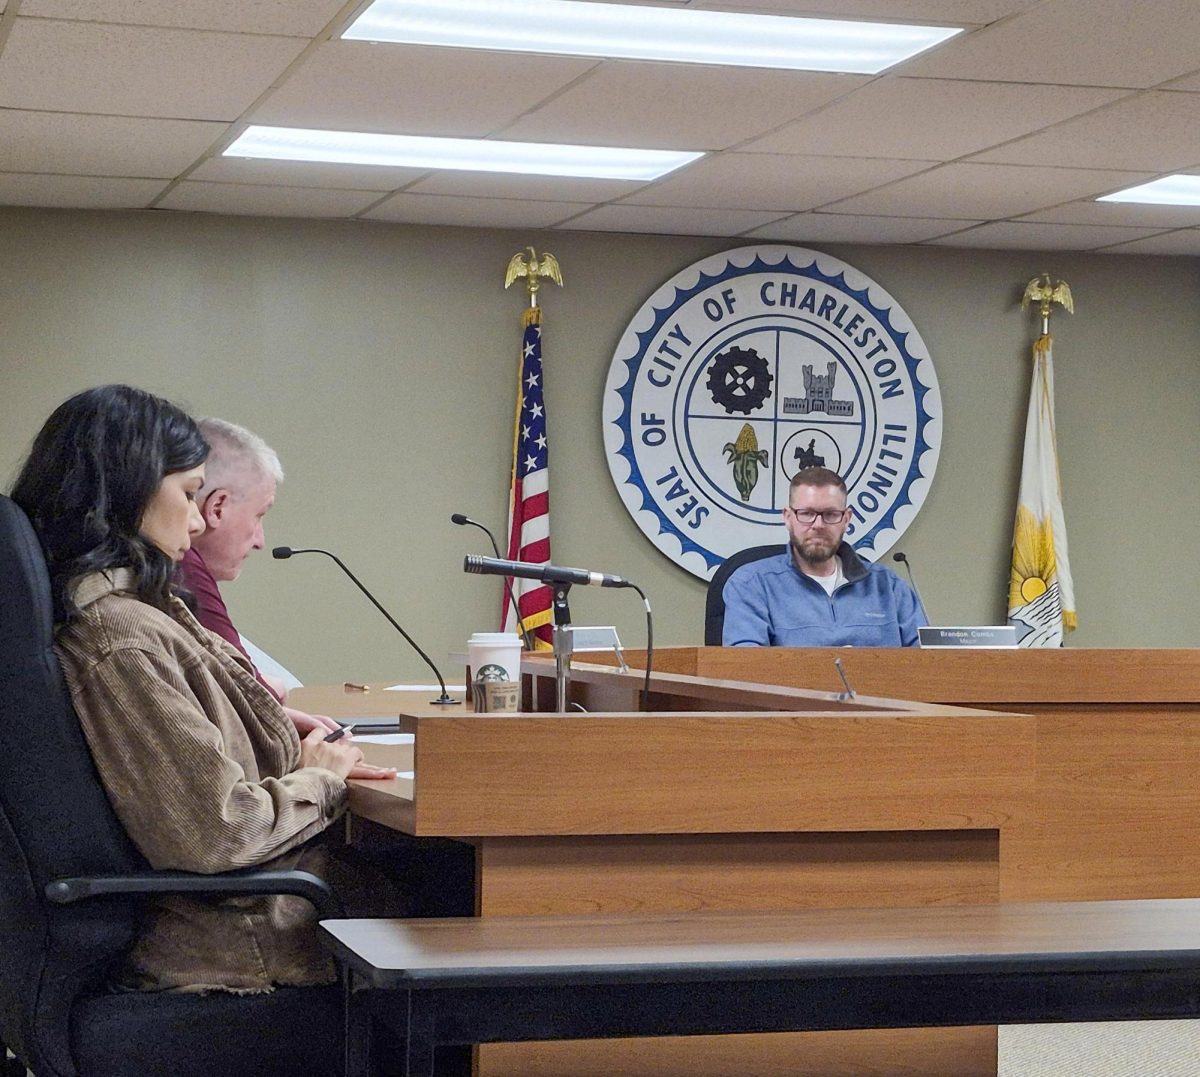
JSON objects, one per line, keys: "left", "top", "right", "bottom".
{"left": 45, "top": 867, "right": 342, "bottom": 918}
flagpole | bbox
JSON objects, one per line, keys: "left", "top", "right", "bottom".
{"left": 1008, "top": 274, "right": 1077, "bottom": 645}
{"left": 501, "top": 247, "right": 563, "bottom": 667}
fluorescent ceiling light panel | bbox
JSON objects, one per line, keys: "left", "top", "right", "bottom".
{"left": 225, "top": 126, "right": 702, "bottom": 181}
{"left": 1098, "top": 175, "right": 1200, "bottom": 206}
{"left": 343, "top": 0, "right": 961, "bottom": 74}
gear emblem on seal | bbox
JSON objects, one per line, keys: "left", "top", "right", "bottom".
{"left": 706, "top": 346, "right": 773, "bottom": 414}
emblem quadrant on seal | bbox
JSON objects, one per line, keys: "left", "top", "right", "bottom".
{"left": 603, "top": 246, "right": 942, "bottom": 581}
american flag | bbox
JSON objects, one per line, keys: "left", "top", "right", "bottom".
{"left": 504, "top": 306, "right": 553, "bottom": 647}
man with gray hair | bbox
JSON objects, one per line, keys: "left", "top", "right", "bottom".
{"left": 180, "top": 418, "right": 340, "bottom": 738}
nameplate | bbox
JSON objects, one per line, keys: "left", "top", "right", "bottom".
{"left": 918, "top": 626, "right": 1018, "bottom": 649}
{"left": 564, "top": 626, "right": 623, "bottom": 654}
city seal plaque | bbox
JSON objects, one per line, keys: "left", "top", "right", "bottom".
{"left": 603, "top": 245, "right": 941, "bottom": 580}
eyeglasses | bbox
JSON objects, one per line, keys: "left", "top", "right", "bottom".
{"left": 787, "top": 507, "right": 848, "bottom": 526}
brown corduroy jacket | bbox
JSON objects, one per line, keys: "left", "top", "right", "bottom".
{"left": 54, "top": 569, "right": 347, "bottom": 993}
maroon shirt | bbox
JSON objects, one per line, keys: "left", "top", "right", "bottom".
{"left": 178, "top": 547, "right": 282, "bottom": 700}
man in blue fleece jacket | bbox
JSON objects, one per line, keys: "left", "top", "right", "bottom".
{"left": 722, "top": 467, "right": 926, "bottom": 648}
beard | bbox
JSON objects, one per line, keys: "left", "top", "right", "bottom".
{"left": 791, "top": 532, "right": 840, "bottom": 566}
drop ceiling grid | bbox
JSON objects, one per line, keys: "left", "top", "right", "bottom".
{"left": 16, "top": 0, "right": 353, "bottom": 36}
{"left": 0, "top": 0, "right": 1197, "bottom": 247}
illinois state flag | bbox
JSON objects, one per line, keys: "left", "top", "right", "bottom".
{"left": 1007, "top": 334, "right": 1076, "bottom": 646}
{"left": 504, "top": 306, "right": 554, "bottom": 648}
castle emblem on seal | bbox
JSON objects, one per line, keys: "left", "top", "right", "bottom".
{"left": 602, "top": 246, "right": 942, "bottom": 580}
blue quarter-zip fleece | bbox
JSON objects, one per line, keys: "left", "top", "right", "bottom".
{"left": 721, "top": 543, "right": 926, "bottom": 647}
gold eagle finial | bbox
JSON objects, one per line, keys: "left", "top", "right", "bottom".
{"left": 504, "top": 247, "right": 563, "bottom": 307}
{"left": 1022, "top": 273, "right": 1074, "bottom": 327}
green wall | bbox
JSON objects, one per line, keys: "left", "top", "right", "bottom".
{"left": 2, "top": 207, "right": 1198, "bottom": 684}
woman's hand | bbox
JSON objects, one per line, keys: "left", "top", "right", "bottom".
{"left": 347, "top": 760, "right": 398, "bottom": 781}
{"left": 284, "top": 706, "right": 341, "bottom": 737}
{"left": 297, "top": 726, "right": 365, "bottom": 780}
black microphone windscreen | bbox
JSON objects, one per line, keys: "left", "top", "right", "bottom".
{"left": 271, "top": 547, "right": 293, "bottom": 559}
{"left": 450, "top": 513, "right": 469, "bottom": 526}
{"left": 892, "top": 552, "right": 906, "bottom": 562}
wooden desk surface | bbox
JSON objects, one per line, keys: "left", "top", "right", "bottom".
{"left": 289, "top": 682, "right": 466, "bottom": 718}
{"left": 628, "top": 646, "right": 1200, "bottom": 705}
{"left": 289, "top": 669, "right": 993, "bottom": 718}
{"left": 322, "top": 898, "right": 1200, "bottom": 988}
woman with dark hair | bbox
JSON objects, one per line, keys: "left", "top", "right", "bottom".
{"left": 11, "top": 385, "right": 393, "bottom": 993}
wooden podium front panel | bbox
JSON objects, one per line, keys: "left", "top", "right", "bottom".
{"left": 1007, "top": 704, "right": 1200, "bottom": 901}
{"left": 475, "top": 831, "right": 999, "bottom": 916}
{"left": 476, "top": 830, "right": 998, "bottom": 1077}
{"left": 482, "top": 1028, "right": 997, "bottom": 1077}
{"left": 404, "top": 711, "right": 1033, "bottom": 837}
{"left": 598, "top": 650, "right": 1200, "bottom": 902}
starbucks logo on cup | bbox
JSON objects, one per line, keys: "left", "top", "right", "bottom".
{"left": 603, "top": 245, "right": 941, "bottom": 579}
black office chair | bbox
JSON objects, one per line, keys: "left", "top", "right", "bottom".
{"left": 0, "top": 495, "right": 347, "bottom": 1076}
{"left": 703, "top": 544, "right": 786, "bottom": 646}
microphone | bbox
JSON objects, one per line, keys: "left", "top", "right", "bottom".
{"left": 450, "top": 514, "right": 534, "bottom": 651}
{"left": 463, "top": 554, "right": 630, "bottom": 589}
{"left": 272, "top": 546, "right": 459, "bottom": 705}
{"left": 892, "top": 551, "right": 930, "bottom": 621}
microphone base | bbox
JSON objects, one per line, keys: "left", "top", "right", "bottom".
{"left": 429, "top": 693, "right": 462, "bottom": 706}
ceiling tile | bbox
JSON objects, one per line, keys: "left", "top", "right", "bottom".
{"left": 925, "top": 220, "right": 1168, "bottom": 250}
{"left": 624, "top": 153, "right": 934, "bottom": 211}
{"left": 901, "top": 0, "right": 1200, "bottom": 88}
{"left": 191, "top": 155, "right": 422, "bottom": 191}
{"left": 742, "top": 78, "right": 1128, "bottom": 160}
{"left": 0, "top": 18, "right": 306, "bottom": 120}
{"left": 250, "top": 42, "right": 596, "bottom": 137}
{"left": 363, "top": 192, "right": 593, "bottom": 229}
{"left": 157, "top": 181, "right": 381, "bottom": 217}
{"left": 692, "top": 0, "right": 1034, "bottom": 20}
{"left": 1016, "top": 199, "right": 1200, "bottom": 229}
{"left": 746, "top": 212, "right": 978, "bottom": 244}
{"left": 1166, "top": 70, "right": 1200, "bottom": 92}
{"left": 827, "top": 162, "right": 1151, "bottom": 218}
{"left": 0, "top": 110, "right": 224, "bottom": 177}
{"left": 967, "top": 92, "right": 1200, "bottom": 171}
{"left": 0, "top": 172, "right": 167, "bottom": 207}
{"left": 407, "top": 170, "right": 644, "bottom": 203}
{"left": 1097, "top": 228, "right": 1200, "bottom": 255}
{"left": 561, "top": 203, "right": 786, "bottom": 236}
{"left": 499, "top": 61, "right": 868, "bottom": 151}
{"left": 18, "top": 0, "right": 348, "bottom": 36}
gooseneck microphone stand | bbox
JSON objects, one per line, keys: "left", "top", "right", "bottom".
{"left": 273, "top": 546, "right": 459, "bottom": 705}
{"left": 450, "top": 513, "right": 534, "bottom": 651}
{"left": 550, "top": 582, "right": 573, "bottom": 714}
